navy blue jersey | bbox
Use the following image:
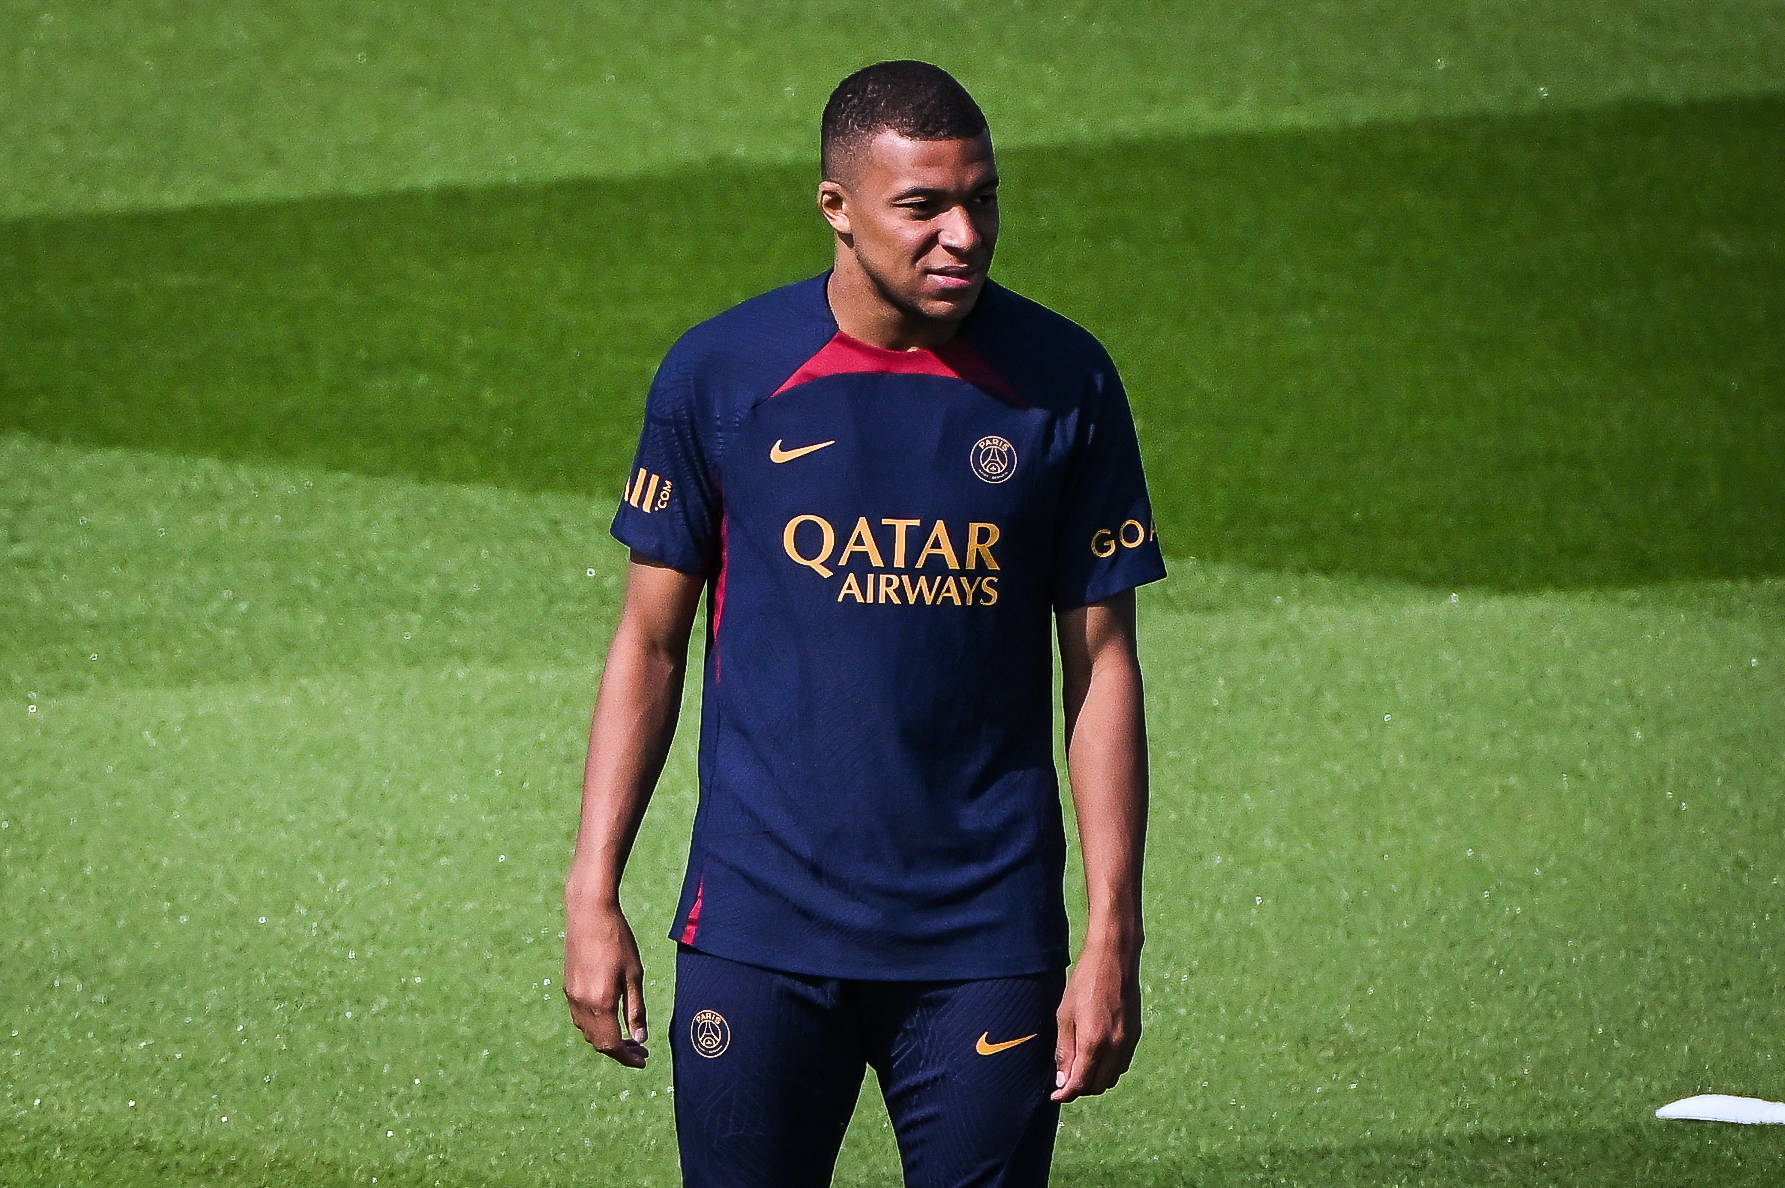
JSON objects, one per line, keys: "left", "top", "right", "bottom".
{"left": 612, "top": 274, "right": 1165, "bottom": 980}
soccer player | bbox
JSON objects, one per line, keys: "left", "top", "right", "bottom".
{"left": 564, "top": 60, "right": 1165, "bottom": 1187}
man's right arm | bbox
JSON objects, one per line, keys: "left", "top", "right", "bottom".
{"left": 563, "top": 554, "right": 706, "bottom": 1068}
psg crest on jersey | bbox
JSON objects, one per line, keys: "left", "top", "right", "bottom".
{"left": 971, "top": 435, "right": 1017, "bottom": 484}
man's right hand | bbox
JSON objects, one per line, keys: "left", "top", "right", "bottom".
{"left": 564, "top": 898, "right": 650, "bottom": 1067}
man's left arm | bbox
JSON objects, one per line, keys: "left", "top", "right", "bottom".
{"left": 1052, "top": 589, "right": 1149, "bottom": 1104}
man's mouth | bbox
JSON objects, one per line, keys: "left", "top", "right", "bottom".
{"left": 926, "top": 267, "right": 980, "bottom": 292}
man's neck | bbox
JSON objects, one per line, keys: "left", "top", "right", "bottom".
{"left": 825, "top": 266, "right": 966, "bottom": 352}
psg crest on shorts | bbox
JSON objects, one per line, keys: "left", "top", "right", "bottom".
{"left": 971, "top": 435, "right": 1017, "bottom": 484}
{"left": 690, "top": 1009, "right": 730, "bottom": 1058}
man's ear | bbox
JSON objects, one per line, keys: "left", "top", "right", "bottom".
{"left": 817, "top": 180, "right": 852, "bottom": 238}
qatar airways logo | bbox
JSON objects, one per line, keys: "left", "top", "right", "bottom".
{"left": 782, "top": 515, "right": 1002, "bottom": 606}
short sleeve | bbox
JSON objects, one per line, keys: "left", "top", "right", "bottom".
{"left": 610, "top": 351, "right": 721, "bottom": 575}
{"left": 1052, "top": 359, "right": 1167, "bottom": 609}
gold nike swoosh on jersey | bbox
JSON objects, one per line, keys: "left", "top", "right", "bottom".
{"left": 975, "top": 1031, "right": 1038, "bottom": 1056}
{"left": 769, "top": 438, "right": 837, "bottom": 464}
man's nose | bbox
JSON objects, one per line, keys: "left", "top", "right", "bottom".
{"left": 937, "top": 204, "right": 979, "bottom": 253}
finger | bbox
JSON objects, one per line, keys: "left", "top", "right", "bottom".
{"left": 1051, "top": 1013, "right": 1077, "bottom": 1102}
{"left": 1094, "top": 1022, "right": 1139, "bottom": 1093}
{"left": 1084, "top": 1056, "right": 1117, "bottom": 1096}
{"left": 624, "top": 967, "right": 649, "bottom": 1045}
{"left": 1053, "top": 1052, "right": 1095, "bottom": 1103}
{"left": 1053, "top": 1037, "right": 1099, "bottom": 1103}
{"left": 570, "top": 992, "right": 650, "bottom": 1068}
{"left": 1057, "top": 1025, "right": 1120, "bottom": 1102}
{"left": 592, "top": 1024, "right": 650, "bottom": 1068}
{"left": 568, "top": 993, "right": 618, "bottom": 1049}
{"left": 1082, "top": 1025, "right": 1140, "bottom": 1096}
{"left": 608, "top": 1039, "right": 650, "bottom": 1069}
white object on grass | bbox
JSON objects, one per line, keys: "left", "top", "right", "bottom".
{"left": 1655, "top": 1094, "right": 1785, "bottom": 1125}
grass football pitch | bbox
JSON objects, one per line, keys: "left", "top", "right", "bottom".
{"left": 4, "top": 3, "right": 1783, "bottom": 1184}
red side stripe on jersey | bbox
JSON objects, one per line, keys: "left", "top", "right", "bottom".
{"left": 772, "top": 331, "right": 1025, "bottom": 406}
{"left": 678, "top": 876, "right": 704, "bottom": 944}
{"left": 710, "top": 516, "right": 730, "bottom": 682}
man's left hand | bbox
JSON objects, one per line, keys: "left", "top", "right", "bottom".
{"left": 1051, "top": 942, "right": 1141, "bottom": 1103}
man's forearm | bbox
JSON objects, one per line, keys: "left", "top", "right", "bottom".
{"left": 567, "top": 626, "right": 687, "bottom": 906}
{"left": 1065, "top": 652, "right": 1148, "bottom": 954}
{"left": 566, "top": 559, "right": 705, "bottom": 908}
{"left": 1059, "top": 593, "right": 1149, "bottom": 958}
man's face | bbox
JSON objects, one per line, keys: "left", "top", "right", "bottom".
{"left": 821, "top": 130, "right": 1000, "bottom": 338}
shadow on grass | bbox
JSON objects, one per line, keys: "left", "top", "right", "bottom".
{"left": 1053, "top": 1122, "right": 1785, "bottom": 1186}
{"left": 4, "top": 94, "right": 1781, "bottom": 590}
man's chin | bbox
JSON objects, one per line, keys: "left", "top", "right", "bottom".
{"left": 861, "top": 270, "right": 986, "bottom": 342}
{"left": 917, "top": 279, "right": 985, "bottom": 320}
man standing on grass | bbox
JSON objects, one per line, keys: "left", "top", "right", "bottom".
{"left": 564, "top": 60, "right": 1164, "bottom": 1186}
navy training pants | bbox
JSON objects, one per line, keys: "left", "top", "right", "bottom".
{"left": 671, "top": 946, "right": 1064, "bottom": 1188}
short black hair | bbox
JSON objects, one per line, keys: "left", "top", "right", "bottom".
{"left": 820, "top": 61, "right": 988, "bottom": 181}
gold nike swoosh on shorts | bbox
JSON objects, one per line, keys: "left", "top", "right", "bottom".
{"left": 975, "top": 1031, "right": 1038, "bottom": 1056}
{"left": 769, "top": 438, "right": 836, "bottom": 463}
